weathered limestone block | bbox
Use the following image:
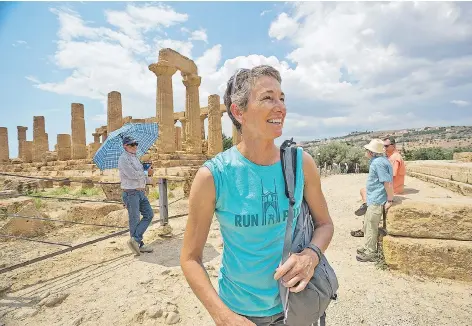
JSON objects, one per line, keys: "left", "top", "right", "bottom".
{"left": 0, "top": 127, "right": 9, "bottom": 162}
{"left": 149, "top": 63, "right": 177, "bottom": 153}
{"left": 17, "top": 126, "right": 27, "bottom": 159}
{"left": 32, "top": 116, "right": 49, "bottom": 162}
{"left": 182, "top": 74, "right": 202, "bottom": 154}
{"left": 66, "top": 202, "right": 123, "bottom": 224}
{"left": 57, "top": 134, "right": 72, "bottom": 161}
{"left": 387, "top": 201, "right": 472, "bottom": 241}
{"left": 158, "top": 48, "right": 197, "bottom": 75}
{"left": 232, "top": 125, "right": 241, "bottom": 145}
{"left": 41, "top": 151, "right": 57, "bottom": 163}
{"left": 71, "top": 103, "right": 87, "bottom": 159}
{"left": 383, "top": 235, "right": 472, "bottom": 282}
{"left": 454, "top": 152, "right": 472, "bottom": 163}
{"left": 0, "top": 203, "right": 54, "bottom": 239}
{"left": 407, "top": 165, "right": 471, "bottom": 185}
{"left": 408, "top": 171, "right": 472, "bottom": 197}
{"left": 107, "top": 91, "right": 123, "bottom": 133}
{"left": 207, "top": 94, "right": 223, "bottom": 156}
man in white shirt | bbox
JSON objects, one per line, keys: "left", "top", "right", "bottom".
{"left": 118, "top": 136, "right": 154, "bottom": 255}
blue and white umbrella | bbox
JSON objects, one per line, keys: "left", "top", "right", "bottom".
{"left": 93, "top": 122, "right": 159, "bottom": 170}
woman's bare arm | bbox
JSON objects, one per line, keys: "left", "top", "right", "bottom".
{"left": 180, "top": 167, "right": 254, "bottom": 325}
{"left": 302, "top": 151, "right": 334, "bottom": 253}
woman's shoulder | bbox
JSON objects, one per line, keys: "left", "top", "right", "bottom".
{"left": 203, "top": 146, "right": 238, "bottom": 172}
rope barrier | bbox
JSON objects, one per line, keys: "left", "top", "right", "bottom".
{"left": 0, "top": 234, "right": 73, "bottom": 247}
{"left": 0, "top": 172, "right": 186, "bottom": 185}
{"left": 1, "top": 213, "right": 128, "bottom": 229}
{"left": 0, "top": 212, "right": 189, "bottom": 275}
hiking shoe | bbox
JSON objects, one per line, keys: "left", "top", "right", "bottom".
{"left": 139, "top": 241, "right": 153, "bottom": 253}
{"left": 127, "top": 237, "right": 141, "bottom": 256}
{"left": 350, "top": 229, "right": 364, "bottom": 237}
{"left": 354, "top": 203, "right": 368, "bottom": 216}
{"left": 356, "top": 251, "right": 378, "bottom": 262}
{"left": 357, "top": 247, "right": 366, "bottom": 255}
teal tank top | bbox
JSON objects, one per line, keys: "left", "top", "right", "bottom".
{"left": 203, "top": 145, "right": 304, "bottom": 317}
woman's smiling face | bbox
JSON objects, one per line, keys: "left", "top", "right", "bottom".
{"left": 239, "top": 75, "right": 286, "bottom": 140}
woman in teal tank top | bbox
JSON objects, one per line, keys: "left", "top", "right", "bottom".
{"left": 180, "top": 65, "right": 334, "bottom": 326}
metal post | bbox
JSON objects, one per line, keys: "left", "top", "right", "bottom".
{"left": 158, "top": 178, "right": 168, "bottom": 225}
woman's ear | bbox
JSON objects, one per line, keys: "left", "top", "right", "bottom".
{"left": 230, "top": 103, "right": 243, "bottom": 125}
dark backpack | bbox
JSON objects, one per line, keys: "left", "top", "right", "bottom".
{"left": 278, "top": 138, "right": 339, "bottom": 326}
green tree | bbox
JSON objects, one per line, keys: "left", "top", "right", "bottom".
{"left": 309, "top": 141, "right": 369, "bottom": 173}
{"left": 222, "top": 133, "right": 233, "bottom": 151}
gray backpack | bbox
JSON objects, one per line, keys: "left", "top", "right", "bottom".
{"left": 278, "top": 139, "right": 339, "bottom": 326}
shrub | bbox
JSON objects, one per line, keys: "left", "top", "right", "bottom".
{"left": 308, "top": 141, "right": 369, "bottom": 173}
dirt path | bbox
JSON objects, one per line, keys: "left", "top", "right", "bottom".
{"left": 1, "top": 175, "right": 471, "bottom": 326}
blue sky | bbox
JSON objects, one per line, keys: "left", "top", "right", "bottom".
{"left": 1, "top": 1, "right": 472, "bottom": 158}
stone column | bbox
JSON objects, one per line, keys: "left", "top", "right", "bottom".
{"left": 175, "top": 126, "right": 182, "bottom": 151}
{"left": 107, "top": 91, "right": 123, "bottom": 133}
{"left": 17, "top": 126, "right": 28, "bottom": 160}
{"left": 207, "top": 95, "right": 223, "bottom": 156}
{"left": 71, "top": 103, "right": 87, "bottom": 159}
{"left": 57, "top": 134, "right": 71, "bottom": 161}
{"left": 92, "top": 133, "right": 100, "bottom": 144}
{"left": 149, "top": 63, "right": 177, "bottom": 153}
{"left": 200, "top": 115, "right": 206, "bottom": 140}
{"left": 23, "top": 141, "right": 33, "bottom": 163}
{"left": 179, "top": 117, "right": 187, "bottom": 143}
{"left": 232, "top": 125, "right": 242, "bottom": 145}
{"left": 182, "top": 74, "right": 202, "bottom": 154}
{"left": 0, "top": 127, "right": 9, "bottom": 162}
{"left": 33, "top": 116, "right": 49, "bottom": 162}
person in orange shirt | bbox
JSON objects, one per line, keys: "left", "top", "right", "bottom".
{"left": 351, "top": 137, "right": 406, "bottom": 237}
{"left": 383, "top": 137, "right": 406, "bottom": 194}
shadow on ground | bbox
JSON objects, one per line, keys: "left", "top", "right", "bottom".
{"left": 138, "top": 236, "right": 219, "bottom": 267}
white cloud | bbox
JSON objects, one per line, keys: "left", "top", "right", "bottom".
{"left": 27, "top": 2, "right": 472, "bottom": 143}
{"left": 189, "top": 29, "right": 208, "bottom": 43}
{"left": 451, "top": 100, "right": 470, "bottom": 107}
{"left": 268, "top": 13, "right": 299, "bottom": 41}
{"left": 105, "top": 4, "right": 188, "bottom": 38}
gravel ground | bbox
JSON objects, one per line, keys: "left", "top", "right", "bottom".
{"left": 0, "top": 174, "right": 471, "bottom": 326}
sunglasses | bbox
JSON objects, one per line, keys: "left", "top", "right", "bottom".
{"left": 127, "top": 143, "right": 138, "bottom": 147}
{"left": 384, "top": 144, "right": 392, "bottom": 148}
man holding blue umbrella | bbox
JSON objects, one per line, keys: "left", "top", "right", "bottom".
{"left": 118, "top": 136, "right": 155, "bottom": 255}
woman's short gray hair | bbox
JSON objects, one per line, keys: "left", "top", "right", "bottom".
{"left": 223, "top": 65, "right": 282, "bottom": 132}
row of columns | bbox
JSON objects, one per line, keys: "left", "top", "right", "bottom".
{"left": 148, "top": 62, "right": 228, "bottom": 155}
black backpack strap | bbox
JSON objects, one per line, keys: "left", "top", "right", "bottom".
{"left": 280, "top": 138, "right": 297, "bottom": 205}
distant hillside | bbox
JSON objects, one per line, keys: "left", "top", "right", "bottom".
{"left": 300, "top": 125, "right": 472, "bottom": 151}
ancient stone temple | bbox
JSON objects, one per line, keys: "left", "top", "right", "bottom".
{"left": 0, "top": 47, "right": 232, "bottom": 199}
